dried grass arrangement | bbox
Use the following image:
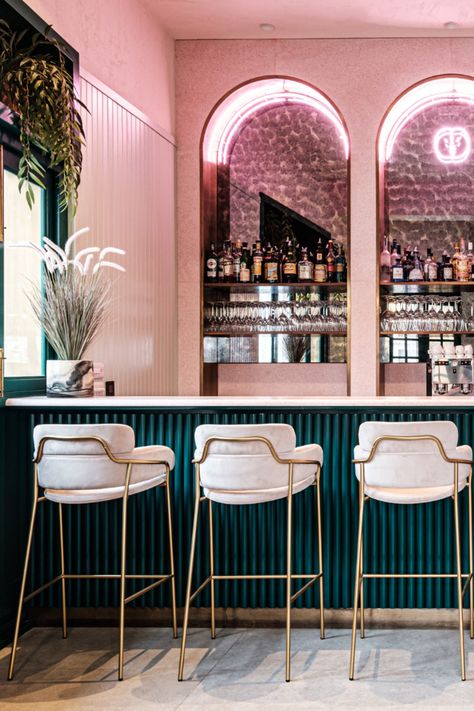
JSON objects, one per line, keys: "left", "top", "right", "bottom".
{"left": 11, "top": 228, "right": 125, "bottom": 360}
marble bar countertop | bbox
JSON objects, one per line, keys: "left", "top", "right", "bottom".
{"left": 6, "top": 395, "right": 474, "bottom": 408}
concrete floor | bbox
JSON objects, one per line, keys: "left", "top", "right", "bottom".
{"left": 0, "top": 626, "right": 473, "bottom": 709}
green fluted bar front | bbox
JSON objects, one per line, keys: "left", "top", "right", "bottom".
{"left": 2, "top": 403, "right": 474, "bottom": 630}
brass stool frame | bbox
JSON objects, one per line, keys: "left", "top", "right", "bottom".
{"left": 8, "top": 434, "right": 178, "bottom": 682}
{"left": 349, "top": 434, "right": 473, "bottom": 681}
{"left": 178, "top": 435, "right": 324, "bottom": 683}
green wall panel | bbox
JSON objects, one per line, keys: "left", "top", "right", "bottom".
{"left": 2, "top": 404, "right": 474, "bottom": 629}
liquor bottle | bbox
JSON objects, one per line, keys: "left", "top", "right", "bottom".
{"left": 298, "top": 247, "right": 313, "bottom": 282}
{"left": 423, "top": 248, "right": 438, "bottom": 282}
{"left": 263, "top": 242, "right": 279, "bottom": 283}
{"left": 251, "top": 241, "right": 263, "bottom": 283}
{"left": 239, "top": 243, "right": 251, "bottom": 283}
{"left": 313, "top": 237, "right": 327, "bottom": 283}
{"left": 457, "top": 239, "right": 470, "bottom": 282}
{"left": 390, "top": 241, "right": 399, "bottom": 267}
{"left": 402, "top": 247, "right": 412, "bottom": 281}
{"left": 205, "top": 242, "right": 218, "bottom": 282}
{"left": 391, "top": 254, "right": 404, "bottom": 282}
{"left": 408, "top": 251, "right": 423, "bottom": 281}
{"left": 223, "top": 241, "right": 234, "bottom": 282}
{"left": 232, "top": 239, "right": 242, "bottom": 282}
{"left": 452, "top": 242, "right": 460, "bottom": 280}
{"left": 282, "top": 240, "right": 297, "bottom": 283}
{"left": 380, "top": 236, "right": 391, "bottom": 283}
{"left": 217, "top": 242, "right": 226, "bottom": 282}
{"left": 335, "top": 246, "right": 347, "bottom": 283}
{"left": 442, "top": 253, "right": 453, "bottom": 282}
{"left": 326, "top": 239, "right": 336, "bottom": 283}
{"left": 468, "top": 242, "right": 474, "bottom": 272}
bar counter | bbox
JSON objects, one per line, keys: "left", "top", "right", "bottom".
{"left": 2, "top": 394, "right": 474, "bottom": 643}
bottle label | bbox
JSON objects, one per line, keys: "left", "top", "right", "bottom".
{"left": 428, "top": 262, "right": 438, "bottom": 281}
{"left": 206, "top": 258, "right": 217, "bottom": 278}
{"left": 283, "top": 262, "right": 297, "bottom": 275}
{"left": 443, "top": 266, "right": 453, "bottom": 281}
{"left": 457, "top": 260, "right": 470, "bottom": 281}
{"left": 239, "top": 267, "right": 250, "bottom": 282}
{"left": 265, "top": 262, "right": 278, "bottom": 282}
{"left": 336, "top": 263, "right": 345, "bottom": 273}
{"left": 392, "top": 266, "right": 404, "bottom": 281}
{"left": 314, "top": 264, "right": 327, "bottom": 282}
{"left": 298, "top": 263, "right": 313, "bottom": 281}
{"left": 233, "top": 259, "right": 241, "bottom": 279}
{"left": 224, "top": 261, "right": 233, "bottom": 278}
{"left": 253, "top": 256, "right": 262, "bottom": 276}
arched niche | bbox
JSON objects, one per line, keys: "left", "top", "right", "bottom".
{"left": 377, "top": 75, "right": 474, "bottom": 396}
{"left": 200, "top": 77, "right": 350, "bottom": 396}
{"left": 202, "top": 76, "right": 349, "bottom": 253}
{"left": 378, "top": 74, "right": 474, "bottom": 260}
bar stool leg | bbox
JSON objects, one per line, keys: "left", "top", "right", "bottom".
{"left": 165, "top": 472, "right": 178, "bottom": 639}
{"left": 178, "top": 466, "right": 202, "bottom": 681}
{"left": 453, "top": 464, "right": 466, "bottom": 681}
{"left": 285, "top": 464, "right": 294, "bottom": 682}
{"left": 8, "top": 482, "right": 39, "bottom": 681}
{"left": 349, "top": 470, "right": 366, "bottom": 681}
{"left": 468, "top": 474, "right": 473, "bottom": 640}
{"left": 360, "top": 522, "right": 365, "bottom": 640}
{"left": 316, "top": 469, "right": 325, "bottom": 640}
{"left": 118, "top": 463, "right": 132, "bottom": 681}
{"left": 58, "top": 504, "right": 68, "bottom": 639}
{"left": 209, "top": 499, "right": 216, "bottom": 640}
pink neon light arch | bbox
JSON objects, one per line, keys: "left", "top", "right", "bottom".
{"left": 378, "top": 74, "right": 474, "bottom": 163}
{"left": 203, "top": 77, "right": 350, "bottom": 164}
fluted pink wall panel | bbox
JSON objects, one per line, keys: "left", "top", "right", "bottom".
{"left": 77, "top": 77, "right": 177, "bottom": 395}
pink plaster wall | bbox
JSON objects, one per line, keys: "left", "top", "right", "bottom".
{"left": 217, "top": 364, "right": 348, "bottom": 396}
{"left": 25, "top": 0, "right": 174, "bottom": 134}
{"left": 176, "top": 38, "right": 474, "bottom": 396}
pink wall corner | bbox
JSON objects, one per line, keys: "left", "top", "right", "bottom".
{"left": 176, "top": 37, "right": 474, "bottom": 396}
{"left": 25, "top": 0, "right": 175, "bottom": 135}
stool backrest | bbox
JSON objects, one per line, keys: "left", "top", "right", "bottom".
{"left": 194, "top": 423, "right": 297, "bottom": 492}
{"left": 33, "top": 424, "right": 135, "bottom": 490}
{"left": 356, "top": 420, "right": 468, "bottom": 488}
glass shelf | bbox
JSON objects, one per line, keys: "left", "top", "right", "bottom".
{"left": 205, "top": 331, "right": 347, "bottom": 337}
{"left": 380, "top": 281, "right": 474, "bottom": 294}
{"left": 204, "top": 282, "right": 347, "bottom": 291}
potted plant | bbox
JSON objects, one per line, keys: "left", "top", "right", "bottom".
{"left": 12, "top": 228, "right": 125, "bottom": 396}
{"left": 0, "top": 19, "right": 85, "bottom": 212}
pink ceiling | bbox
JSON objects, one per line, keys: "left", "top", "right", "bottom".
{"left": 141, "top": 0, "right": 474, "bottom": 39}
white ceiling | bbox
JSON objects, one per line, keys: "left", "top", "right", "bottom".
{"left": 142, "top": 0, "right": 474, "bottom": 39}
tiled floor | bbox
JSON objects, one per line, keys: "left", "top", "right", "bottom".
{"left": 0, "top": 626, "right": 473, "bottom": 709}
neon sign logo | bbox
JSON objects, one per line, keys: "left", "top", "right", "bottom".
{"left": 434, "top": 126, "right": 471, "bottom": 163}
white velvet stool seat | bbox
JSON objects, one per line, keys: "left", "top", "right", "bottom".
{"left": 179, "top": 423, "right": 325, "bottom": 683}
{"left": 194, "top": 424, "right": 323, "bottom": 504}
{"left": 8, "top": 423, "right": 177, "bottom": 683}
{"left": 33, "top": 424, "right": 175, "bottom": 503}
{"left": 349, "top": 419, "right": 473, "bottom": 682}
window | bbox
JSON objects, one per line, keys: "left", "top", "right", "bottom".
{"left": 3, "top": 167, "right": 45, "bottom": 377}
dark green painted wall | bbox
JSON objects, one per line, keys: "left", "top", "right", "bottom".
{"left": 1, "top": 403, "right": 474, "bottom": 643}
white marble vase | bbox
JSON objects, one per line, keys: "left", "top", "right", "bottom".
{"left": 46, "top": 360, "right": 94, "bottom": 397}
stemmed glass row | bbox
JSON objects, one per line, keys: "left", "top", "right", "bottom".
{"left": 380, "top": 295, "right": 474, "bottom": 333}
{"left": 204, "top": 299, "right": 347, "bottom": 334}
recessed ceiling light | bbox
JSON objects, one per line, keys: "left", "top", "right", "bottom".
{"left": 443, "top": 21, "right": 460, "bottom": 29}
{"left": 259, "top": 23, "right": 275, "bottom": 32}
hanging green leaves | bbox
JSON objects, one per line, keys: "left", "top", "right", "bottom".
{"left": 0, "top": 20, "right": 86, "bottom": 212}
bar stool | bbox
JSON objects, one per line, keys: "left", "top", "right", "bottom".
{"left": 178, "top": 423, "right": 324, "bottom": 682}
{"left": 8, "top": 423, "right": 177, "bottom": 681}
{"left": 349, "top": 420, "right": 473, "bottom": 681}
